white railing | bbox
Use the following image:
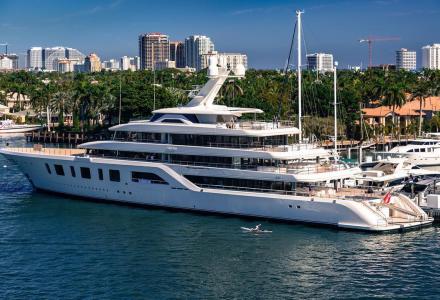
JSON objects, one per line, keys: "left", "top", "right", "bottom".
{"left": 5, "top": 147, "right": 85, "bottom": 157}
{"left": 197, "top": 183, "right": 381, "bottom": 201}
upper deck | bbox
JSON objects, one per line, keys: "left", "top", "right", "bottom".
{"left": 110, "top": 119, "right": 300, "bottom": 137}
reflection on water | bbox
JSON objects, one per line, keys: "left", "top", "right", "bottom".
{"left": 0, "top": 136, "right": 439, "bottom": 298}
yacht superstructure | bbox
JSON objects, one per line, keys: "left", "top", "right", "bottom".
{"left": 0, "top": 120, "right": 42, "bottom": 134}
{"left": 355, "top": 157, "right": 439, "bottom": 191}
{"left": 0, "top": 56, "right": 432, "bottom": 232}
{"left": 376, "top": 139, "right": 440, "bottom": 170}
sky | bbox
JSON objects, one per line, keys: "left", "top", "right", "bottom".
{"left": 0, "top": 0, "right": 439, "bottom": 69}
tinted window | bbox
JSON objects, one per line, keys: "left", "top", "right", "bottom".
{"left": 132, "top": 171, "right": 168, "bottom": 184}
{"left": 80, "top": 167, "right": 91, "bottom": 179}
{"left": 98, "top": 168, "right": 103, "bottom": 180}
{"left": 54, "top": 164, "right": 65, "bottom": 176}
{"left": 109, "top": 169, "right": 120, "bottom": 182}
{"left": 70, "top": 166, "right": 76, "bottom": 177}
{"left": 45, "top": 163, "right": 51, "bottom": 174}
{"left": 161, "top": 119, "right": 184, "bottom": 123}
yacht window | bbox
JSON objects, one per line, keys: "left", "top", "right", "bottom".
{"left": 161, "top": 119, "right": 184, "bottom": 123}
{"left": 54, "top": 164, "right": 65, "bottom": 176}
{"left": 70, "top": 166, "right": 76, "bottom": 177}
{"left": 388, "top": 178, "right": 405, "bottom": 187}
{"left": 132, "top": 171, "right": 168, "bottom": 184}
{"left": 80, "top": 167, "right": 91, "bottom": 179}
{"left": 149, "top": 113, "right": 164, "bottom": 122}
{"left": 421, "top": 148, "right": 426, "bottom": 152}
{"left": 408, "top": 149, "right": 413, "bottom": 152}
{"left": 98, "top": 168, "right": 103, "bottom": 180}
{"left": 45, "top": 163, "right": 51, "bottom": 174}
{"left": 109, "top": 169, "right": 120, "bottom": 182}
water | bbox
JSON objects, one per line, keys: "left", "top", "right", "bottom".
{"left": 1, "top": 137, "right": 440, "bottom": 299}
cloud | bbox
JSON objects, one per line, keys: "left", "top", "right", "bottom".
{"left": 47, "top": 0, "right": 124, "bottom": 22}
{"left": 387, "top": 9, "right": 440, "bottom": 17}
{"left": 229, "top": 5, "right": 293, "bottom": 16}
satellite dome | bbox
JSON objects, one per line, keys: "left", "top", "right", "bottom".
{"left": 208, "top": 55, "right": 219, "bottom": 77}
{"left": 208, "top": 55, "right": 218, "bottom": 66}
{"left": 235, "top": 63, "right": 245, "bottom": 77}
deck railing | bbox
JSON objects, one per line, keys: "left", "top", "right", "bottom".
{"left": 4, "top": 147, "right": 85, "bottom": 156}
{"left": 196, "top": 183, "right": 381, "bottom": 201}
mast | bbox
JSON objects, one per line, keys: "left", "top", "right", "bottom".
{"left": 333, "top": 61, "right": 338, "bottom": 153}
{"left": 297, "top": 10, "right": 303, "bottom": 142}
{"left": 118, "top": 74, "right": 122, "bottom": 124}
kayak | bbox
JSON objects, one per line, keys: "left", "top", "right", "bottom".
{"left": 241, "top": 227, "right": 272, "bottom": 233}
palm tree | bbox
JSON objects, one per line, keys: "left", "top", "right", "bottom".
{"left": 219, "top": 79, "right": 243, "bottom": 107}
{"left": 381, "top": 82, "right": 406, "bottom": 138}
{"left": 411, "top": 70, "right": 440, "bottom": 136}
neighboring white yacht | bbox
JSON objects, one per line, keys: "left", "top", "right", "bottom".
{"left": 0, "top": 58, "right": 432, "bottom": 232}
{"left": 0, "top": 120, "right": 42, "bottom": 134}
{"left": 375, "top": 138, "right": 440, "bottom": 170}
{"left": 355, "top": 157, "right": 439, "bottom": 191}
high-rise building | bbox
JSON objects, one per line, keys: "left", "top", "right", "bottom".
{"left": 155, "top": 59, "right": 176, "bottom": 70}
{"left": 169, "top": 41, "right": 178, "bottom": 62}
{"left": 0, "top": 55, "right": 13, "bottom": 70}
{"left": 133, "top": 56, "right": 141, "bottom": 70}
{"left": 55, "top": 58, "right": 81, "bottom": 73}
{"left": 120, "top": 56, "right": 131, "bottom": 70}
{"left": 43, "top": 47, "right": 66, "bottom": 71}
{"left": 200, "top": 51, "right": 248, "bottom": 70}
{"left": 102, "top": 59, "right": 120, "bottom": 71}
{"left": 396, "top": 48, "right": 416, "bottom": 71}
{"left": 66, "top": 48, "right": 85, "bottom": 62}
{"left": 138, "top": 33, "right": 170, "bottom": 70}
{"left": 175, "top": 42, "right": 185, "bottom": 68}
{"left": 29, "top": 46, "right": 85, "bottom": 71}
{"left": 169, "top": 41, "right": 185, "bottom": 68}
{"left": 84, "top": 53, "right": 101, "bottom": 72}
{"left": 120, "top": 56, "right": 138, "bottom": 71}
{"left": 27, "top": 47, "right": 43, "bottom": 70}
{"left": 184, "top": 35, "right": 214, "bottom": 70}
{"left": 422, "top": 44, "right": 440, "bottom": 70}
{"left": 0, "top": 54, "right": 19, "bottom": 70}
{"left": 306, "top": 53, "right": 334, "bottom": 72}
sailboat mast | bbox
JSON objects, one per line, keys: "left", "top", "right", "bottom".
{"left": 297, "top": 10, "right": 303, "bottom": 142}
{"left": 334, "top": 62, "right": 338, "bottom": 153}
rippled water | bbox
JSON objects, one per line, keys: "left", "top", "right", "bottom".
{"left": 0, "top": 136, "right": 440, "bottom": 299}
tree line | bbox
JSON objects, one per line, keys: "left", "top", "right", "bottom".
{"left": 0, "top": 68, "right": 439, "bottom": 140}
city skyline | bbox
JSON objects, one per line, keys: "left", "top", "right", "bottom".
{"left": 1, "top": 0, "right": 439, "bottom": 69}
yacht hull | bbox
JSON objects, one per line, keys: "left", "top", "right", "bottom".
{"left": 0, "top": 126, "right": 41, "bottom": 134}
{"left": 0, "top": 149, "right": 433, "bottom": 232}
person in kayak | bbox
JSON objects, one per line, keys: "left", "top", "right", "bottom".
{"left": 252, "top": 224, "right": 262, "bottom": 232}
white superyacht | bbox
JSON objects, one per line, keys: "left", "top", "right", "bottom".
{"left": 0, "top": 58, "right": 432, "bottom": 232}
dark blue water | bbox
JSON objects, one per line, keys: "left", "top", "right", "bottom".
{"left": 1, "top": 137, "right": 440, "bottom": 299}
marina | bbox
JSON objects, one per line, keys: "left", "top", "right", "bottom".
{"left": 1, "top": 0, "right": 440, "bottom": 298}
{"left": 2, "top": 51, "right": 434, "bottom": 232}
{"left": 1, "top": 145, "right": 440, "bottom": 298}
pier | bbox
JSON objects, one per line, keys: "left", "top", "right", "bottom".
{"left": 25, "top": 131, "right": 111, "bottom": 145}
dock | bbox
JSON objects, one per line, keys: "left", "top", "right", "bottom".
{"left": 25, "top": 131, "right": 111, "bottom": 145}
{"left": 422, "top": 208, "right": 440, "bottom": 223}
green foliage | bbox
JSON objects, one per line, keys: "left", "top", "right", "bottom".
{"left": 0, "top": 68, "right": 440, "bottom": 138}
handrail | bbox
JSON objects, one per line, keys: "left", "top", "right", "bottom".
{"left": 197, "top": 183, "right": 379, "bottom": 201}
{"left": 4, "top": 147, "right": 352, "bottom": 175}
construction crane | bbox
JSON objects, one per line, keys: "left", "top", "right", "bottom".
{"left": 0, "top": 42, "right": 8, "bottom": 54}
{"left": 359, "top": 36, "right": 400, "bottom": 68}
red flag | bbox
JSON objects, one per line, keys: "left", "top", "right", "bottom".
{"left": 383, "top": 192, "right": 392, "bottom": 204}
